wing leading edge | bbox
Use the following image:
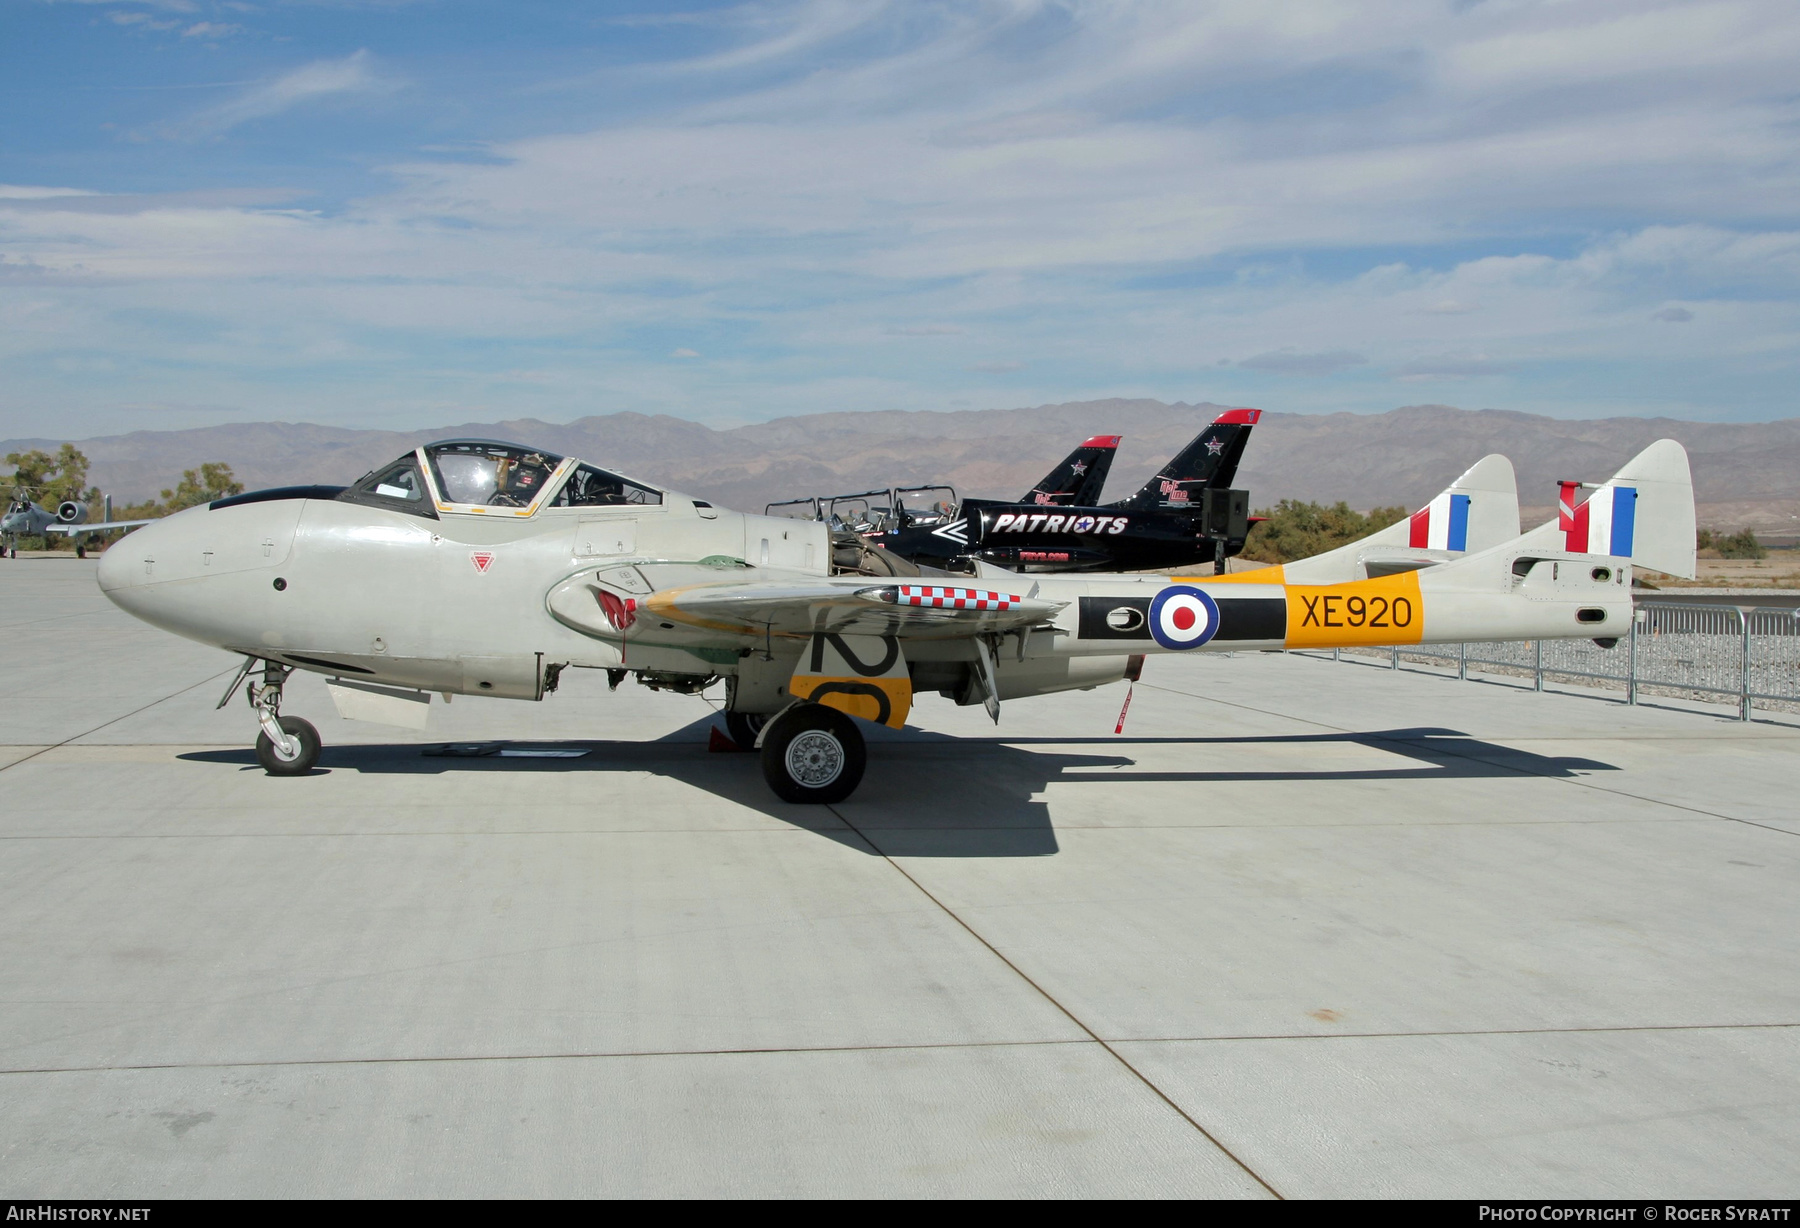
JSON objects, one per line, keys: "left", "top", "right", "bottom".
{"left": 44, "top": 519, "right": 154, "bottom": 536}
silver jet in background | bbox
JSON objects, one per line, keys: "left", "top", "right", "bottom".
{"left": 98, "top": 435, "right": 1696, "bottom": 803}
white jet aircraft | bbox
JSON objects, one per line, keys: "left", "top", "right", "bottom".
{"left": 96, "top": 437, "right": 1695, "bottom": 802}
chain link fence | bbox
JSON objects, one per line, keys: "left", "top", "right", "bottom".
{"left": 1320, "top": 601, "right": 1800, "bottom": 719}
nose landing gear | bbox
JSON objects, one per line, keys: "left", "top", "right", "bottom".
{"left": 223, "top": 659, "right": 323, "bottom": 776}
{"left": 256, "top": 712, "right": 322, "bottom": 776}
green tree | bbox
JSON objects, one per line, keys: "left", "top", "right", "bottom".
{"left": 158, "top": 462, "right": 246, "bottom": 512}
{"left": 6, "top": 444, "right": 97, "bottom": 507}
{"left": 6, "top": 445, "right": 101, "bottom": 551}
{"left": 113, "top": 462, "right": 247, "bottom": 521}
{"left": 1698, "top": 527, "right": 1766, "bottom": 559}
{"left": 1240, "top": 500, "right": 1410, "bottom": 565}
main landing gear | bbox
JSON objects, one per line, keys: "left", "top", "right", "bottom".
{"left": 724, "top": 710, "right": 767, "bottom": 749}
{"left": 222, "top": 659, "right": 322, "bottom": 776}
{"left": 758, "top": 702, "right": 866, "bottom": 805}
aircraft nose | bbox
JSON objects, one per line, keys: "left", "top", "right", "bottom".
{"left": 95, "top": 530, "right": 141, "bottom": 592}
{"left": 96, "top": 510, "right": 212, "bottom": 634}
{"left": 97, "top": 512, "right": 187, "bottom": 596}
{"left": 97, "top": 508, "right": 209, "bottom": 593}
{"left": 98, "top": 499, "right": 305, "bottom": 651}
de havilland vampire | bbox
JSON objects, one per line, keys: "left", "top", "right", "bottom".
{"left": 97, "top": 434, "right": 1696, "bottom": 803}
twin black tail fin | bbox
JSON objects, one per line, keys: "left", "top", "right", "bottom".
{"left": 1019, "top": 435, "right": 1120, "bottom": 506}
{"left": 1114, "top": 408, "right": 1260, "bottom": 510}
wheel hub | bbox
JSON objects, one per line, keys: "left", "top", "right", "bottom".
{"left": 785, "top": 729, "right": 844, "bottom": 788}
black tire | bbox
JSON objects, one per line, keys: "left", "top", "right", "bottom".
{"left": 256, "top": 716, "right": 322, "bottom": 776}
{"left": 725, "top": 710, "right": 768, "bottom": 751}
{"left": 76, "top": 545, "right": 86, "bottom": 559}
{"left": 760, "top": 703, "right": 866, "bottom": 804}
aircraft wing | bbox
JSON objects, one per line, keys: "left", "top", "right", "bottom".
{"left": 550, "top": 566, "right": 1063, "bottom": 642}
{"left": 45, "top": 519, "right": 153, "bottom": 535}
{"left": 658, "top": 580, "right": 1062, "bottom": 638}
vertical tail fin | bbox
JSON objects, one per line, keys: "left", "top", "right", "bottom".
{"left": 1273, "top": 454, "right": 1520, "bottom": 585}
{"left": 1020, "top": 435, "right": 1120, "bottom": 506}
{"left": 1114, "top": 408, "right": 1260, "bottom": 510}
{"left": 1515, "top": 439, "right": 1696, "bottom": 578}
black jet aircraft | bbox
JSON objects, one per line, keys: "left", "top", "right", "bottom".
{"left": 766, "top": 434, "right": 1122, "bottom": 572}
{"left": 774, "top": 432, "right": 1120, "bottom": 526}
{"left": 869, "top": 408, "right": 1260, "bottom": 574}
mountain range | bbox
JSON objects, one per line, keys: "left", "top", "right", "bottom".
{"left": 6, "top": 401, "right": 1797, "bottom": 533}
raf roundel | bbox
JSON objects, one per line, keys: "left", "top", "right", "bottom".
{"left": 1148, "top": 584, "right": 1221, "bottom": 650}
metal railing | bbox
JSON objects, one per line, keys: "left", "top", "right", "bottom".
{"left": 1323, "top": 602, "right": 1800, "bottom": 719}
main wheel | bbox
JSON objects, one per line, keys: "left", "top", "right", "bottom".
{"left": 76, "top": 545, "right": 86, "bottom": 559}
{"left": 725, "top": 710, "right": 768, "bottom": 751}
{"left": 760, "top": 703, "right": 866, "bottom": 804}
{"left": 256, "top": 716, "right": 322, "bottom": 776}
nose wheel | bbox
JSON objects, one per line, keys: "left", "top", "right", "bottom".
{"left": 228, "top": 659, "right": 324, "bottom": 776}
{"left": 256, "top": 715, "right": 321, "bottom": 775}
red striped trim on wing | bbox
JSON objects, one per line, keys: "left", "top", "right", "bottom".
{"left": 896, "top": 584, "right": 1022, "bottom": 611}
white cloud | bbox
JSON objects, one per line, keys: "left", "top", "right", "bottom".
{"left": 7, "top": 1, "right": 1800, "bottom": 433}
{"left": 1393, "top": 353, "right": 1517, "bottom": 381}
{"left": 169, "top": 50, "right": 391, "bottom": 138}
{"left": 0, "top": 185, "right": 101, "bottom": 200}
{"left": 181, "top": 22, "right": 242, "bottom": 40}
{"left": 111, "top": 11, "right": 179, "bottom": 31}
{"left": 1240, "top": 350, "right": 1370, "bottom": 376}
{"left": 65, "top": 0, "right": 198, "bottom": 10}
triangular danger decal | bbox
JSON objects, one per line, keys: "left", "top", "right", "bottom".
{"left": 470, "top": 551, "right": 494, "bottom": 573}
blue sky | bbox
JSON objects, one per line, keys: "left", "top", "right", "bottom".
{"left": 3, "top": 0, "right": 1798, "bottom": 438}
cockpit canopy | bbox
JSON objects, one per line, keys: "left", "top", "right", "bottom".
{"left": 427, "top": 441, "right": 559, "bottom": 509}
{"left": 339, "top": 440, "right": 665, "bottom": 519}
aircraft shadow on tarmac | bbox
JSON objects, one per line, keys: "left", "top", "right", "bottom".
{"left": 178, "top": 717, "right": 1617, "bottom": 859}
